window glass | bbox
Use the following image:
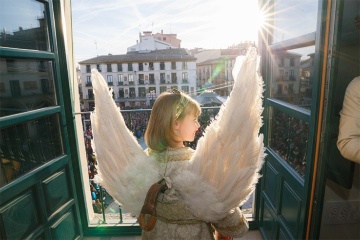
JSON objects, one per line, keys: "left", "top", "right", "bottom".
{"left": 0, "top": 0, "right": 50, "bottom": 51}
{"left": 269, "top": 107, "right": 308, "bottom": 178}
{"left": 271, "top": 0, "right": 318, "bottom": 44}
{"left": 269, "top": 45, "right": 315, "bottom": 109}
{"left": 0, "top": 58, "right": 57, "bottom": 117}
{"left": 0, "top": 114, "right": 64, "bottom": 187}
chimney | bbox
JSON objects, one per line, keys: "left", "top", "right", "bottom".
{"left": 161, "top": 29, "right": 163, "bottom": 34}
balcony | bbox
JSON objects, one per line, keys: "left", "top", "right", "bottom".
{"left": 85, "top": 82, "right": 92, "bottom": 87}
{"left": 138, "top": 79, "right": 145, "bottom": 85}
{"left": 118, "top": 82, "right": 123, "bottom": 86}
{"left": 182, "top": 79, "right": 188, "bottom": 84}
{"left": 149, "top": 79, "right": 155, "bottom": 84}
{"left": 107, "top": 82, "right": 113, "bottom": 86}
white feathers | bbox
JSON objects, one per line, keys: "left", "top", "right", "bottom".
{"left": 173, "top": 47, "right": 266, "bottom": 222}
{"left": 91, "top": 69, "right": 160, "bottom": 217}
{"left": 90, "top": 47, "right": 265, "bottom": 222}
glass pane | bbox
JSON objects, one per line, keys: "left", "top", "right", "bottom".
{"left": 0, "top": 0, "right": 50, "bottom": 51}
{"left": 0, "top": 58, "right": 57, "bottom": 117}
{"left": 269, "top": 45, "right": 315, "bottom": 109}
{"left": 269, "top": 107, "right": 309, "bottom": 178}
{"left": 271, "top": 0, "right": 318, "bottom": 44}
{"left": 0, "top": 114, "right": 64, "bottom": 187}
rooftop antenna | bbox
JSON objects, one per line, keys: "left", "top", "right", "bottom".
{"left": 95, "top": 40, "right": 98, "bottom": 56}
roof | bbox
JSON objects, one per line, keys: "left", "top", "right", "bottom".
{"left": 193, "top": 91, "right": 226, "bottom": 106}
{"left": 79, "top": 48, "right": 196, "bottom": 64}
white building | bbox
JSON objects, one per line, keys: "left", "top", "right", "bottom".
{"left": 78, "top": 48, "right": 197, "bottom": 110}
{"left": 127, "top": 30, "right": 181, "bottom": 53}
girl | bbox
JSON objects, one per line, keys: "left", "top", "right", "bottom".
{"left": 91, "top": 47, "right": 263, "bottom": 240}
{"left": 141, "top": 89, "right": 248, "bottom": 240}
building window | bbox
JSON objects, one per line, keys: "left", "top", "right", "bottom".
{"left": 107, "top": 75, "right": 113, "bottom": 86}
{"left": 88, "top": 89, "right": 94, "bottom": 99}
{"left": 138, "top": 87, "right": 146, "bottom": 97}
{"left": 149, "top": 62, "right": 154, "bottom": 70}
{"left": 149, "top": 74, "right": 155, "bottom": 84}
{"left": 290, "top": 58, "right": 295, "bottom": 67}
{"left": 160, "top": 73, "right": 165, "bottom": 83}
{"left": 107, "top": 64, "right": 112, "bottom": 72}
{"left": 160, "top": 86, "right": 167, "bottom": 93}
{"left": 96, "top": 64, "right": 102, "bottom": 72}
{"left": 171, "top": 73, "right": 177, "bottom": 83}
{"left": 171, "top": 62, "right": 176, "bottom": 70}
{"left": 181, "top": 86, "right": 189, "bottom": 93}
{"left": 182, "top": 72, "right": 188, "bottom": 83}
{"left": 160, "top": 62, "right": 165, "bottom": 70}
{"left": 119, "top": 88, "right": 124, "bottom": 98}
{"left": 118, "top": 74, "right": 123, "bottom": 85}
{"left": 139, "top": 63, "right": 143, "bottom": 71}
{"left": 86, "top": 65, "right": 91, "bottom": 73}
{"left": 86, "top": 76, "right": 91, "bottom": 86}
{"left": 163, "top": 37, "right": 166, "bottom": 41}
{"left": 128, "top": 74, "right": 134, "bottom": 85}
{"left": 290, "top": 70, "right": 295, "bottom": 81}
{"left": 128, "top": 63, "right": 133, "bottom": 71}
{"left": 117, "top": 63, "right": 122, "bottom": 72}
{"left": 138, "top": 74, "right": 144, "bottom": 84}
{"left": 182, "top": 62, "right": 187, "bottom": 69}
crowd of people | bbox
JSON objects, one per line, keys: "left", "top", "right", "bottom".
{"left": 84, "top": 127, "right": 108, "bottom": 214}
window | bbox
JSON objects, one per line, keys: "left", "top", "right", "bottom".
{"left": 160, "top": 62, "right": 165, "bottom": 70}
{"left": 182, "top": 72, "right": 188, "bottom": 83}
{"left": 88, "top": 89, "right": 94, "bottom": 99}
{"left": 138, "top": 87, "right": 146, "bottom": 97}
{"left": 171, "top": 73, "right": 177, "bottom": 83}
{"left": 96, "top": 64, "right": 101, "bottom": 72}
{"left": 182, "top": 62, "right": 187, "bottom": 69}
{"left": 139, "top": 63, "right": 143, "bottom": 71}
{"left": 149, "top": 62, "right": 154, "bottom": 70}
{"left": 107, "top": 64, "right": 112, "bottom": 72}
{"left": 118, "top": 74, "right": 123, "bottom": 85}
{"left": 290, "top": 70, "right": 295, "bottom": 81}
{"left": 149, "top": 74, "right": 155, "bottom": 84}
{"left": 128, "top": 63, "right": 133, "bottom": 71}
{"left": 107, "top": 75, "right": 113, "bottom": 86}
{"left": 128, "top": 74, "right": 134, "bottom": 85}
{"left": 86, "top": 76, "right": 91, "bottom": 86}
{"left": 160, "top": 73, "right": 165, "bottom": 83}
{"left": 139, "top": 74, "right": 144, "bottom": 84}
{"left": 181, "top": 86, "right": 189, "bottom": 93}
{"left": 86, "top": 65, "right": 91, "bottom": 73}
{"left": 117, "top": 63, "right": 122, "bottom": 72}
{"left": 171, "top": 62, "right": 176, "bottom": 70}
{"left": 160, "top": 86, "right": 167, "bottom": 93}
{"left": 290, "top": 58, "right": 295, "bottom": 67}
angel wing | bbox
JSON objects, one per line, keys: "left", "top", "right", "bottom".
{"left": 173, "top": 47, "right": 265, "bottom": 222}
{"left": 90, "top": 69, "right": 160, "bottom": 217}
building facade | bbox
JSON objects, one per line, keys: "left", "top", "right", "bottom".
{"left": 79, "top": 48, "right": 197, "bottom": 110}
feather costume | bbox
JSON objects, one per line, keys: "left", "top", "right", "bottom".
{"left": 90, "top": 47, "right": 265, "bottom": 224}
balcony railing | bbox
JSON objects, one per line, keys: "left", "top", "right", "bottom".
{"left": 85, "top": 82, "right": 92, "bottom": 87}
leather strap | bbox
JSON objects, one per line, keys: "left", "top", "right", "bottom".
{"left": 138, "top": 180, "right": 167, "bottom": 231}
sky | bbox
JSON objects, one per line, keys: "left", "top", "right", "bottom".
{"left": 71, "top": 0, "right": 261, "bottom": 64}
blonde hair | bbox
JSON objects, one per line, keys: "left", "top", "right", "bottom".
{"left": 145, "top": 90, "right": 201, "bottom": 152}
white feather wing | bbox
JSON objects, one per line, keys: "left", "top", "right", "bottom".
{"left": 173, "top": 47, "right": 265, "bottom": 222}
{"left": 90, "top": 69, "right": 160, "bottom": 217}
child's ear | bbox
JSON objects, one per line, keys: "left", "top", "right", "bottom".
{"left": 173, "top": 120, "right": 180, "bottom": 130}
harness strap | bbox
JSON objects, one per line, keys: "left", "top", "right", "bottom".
{"left": 138, "top": 180, "right": 167, "bottom": 231}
